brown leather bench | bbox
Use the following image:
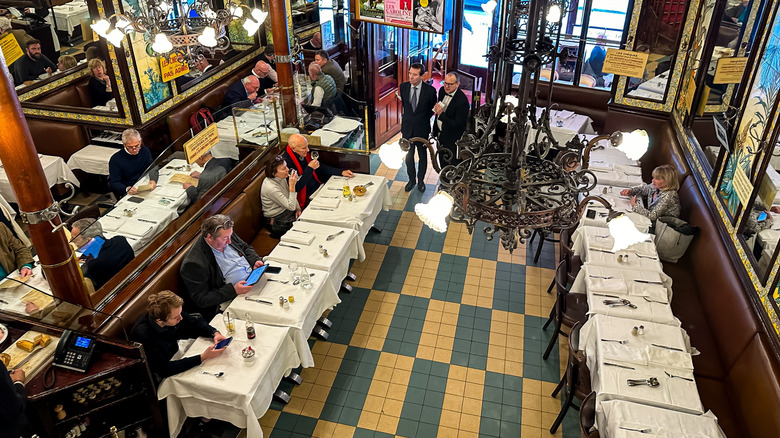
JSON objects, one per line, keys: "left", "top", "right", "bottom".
{"left": 221, "top": 172, "right": 280, "bottom": 256}
{"left": 535, "top": 82, "right": 610, "bottom": 133}
{"left": 645, "top": 123, "right": 780, "bottom": 437}
{"left": 28, "top": 76, "right": 92, "bottom": 107}
{"left": 26, "top": 118, "right": 89, "bottom": 161}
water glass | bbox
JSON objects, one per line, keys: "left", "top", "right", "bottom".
{"left": 300, "top": 265, "right": 312, "bottom": 290}
{"left": 289, "top": 263, "right": 300, "bottom": 284}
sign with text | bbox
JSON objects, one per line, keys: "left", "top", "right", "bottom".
{"left": 159, "top": 54, "right": 190, "bottom": 82}
{"left": 0, "top": 33, "right": 23, "bottom": 66}
{"left": 356, "top": 0, "right": 452, "bottom": 34}
{"left": 713, "top": 57, "right": 748, "bottom": 84}
{"left": 733, "top": 166, "right": 753, "bottom": 208}
{"left": 602, "top": 49, "right": 649, "bottom": 78}
{"left": 184, "top": 123, "right": 219, "bottom": 164}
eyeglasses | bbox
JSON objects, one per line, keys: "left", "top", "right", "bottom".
{"left": 443, "top": 81, "right": 458, "bottom": 86}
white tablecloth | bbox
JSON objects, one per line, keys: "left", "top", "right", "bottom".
{"left": 0, "top": 154, "right": 80, "bottom": 203}
{"left": 157, "top": 318, "right": 300, "bottom": 438}
{"left": 264, "top": 221, "right": 364, "bottom": 294}
{"left": 225, "top": 264, "right": 339, "bottom": 367}
{"left": 66, "top": 145, "right": 120, "bottom": 175}
{"left": 599, "top": 400, "right": 724, "bottom": 438}
{"left": 584, "top": 139, "right": 643, "bottom": 168}
{"left": 572, "top": 226, "right": 657, "bottom": 260}
{"left": 99, "top": 205, "right": 178, "bottom": 254}
{"left": 51, "top": 2, "right": 90, "bottom": 36}
{"left": 115, "top": 158, "right": 201, "bottom": 213}
{"left": 578, "top": 200, "right": 652, "bottom": 233}
{"left": 300, "top": 174, "right": 392, "bottom": 245}
{"left": 535, "top": 108, "right": 596, "bottom": 134}
{"left": 589, "top": 169, "right": 644, "bottom": 188}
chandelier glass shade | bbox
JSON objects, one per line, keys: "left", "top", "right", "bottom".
{"left": 91, "top": 0, "right": 267, "bottom": 66}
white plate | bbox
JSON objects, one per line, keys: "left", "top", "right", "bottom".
{"left": 0, "top": 323, "right": 7, "bottom": 345}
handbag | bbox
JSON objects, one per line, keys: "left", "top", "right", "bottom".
{"left": 654, "top": 216, "right": 699, "bottom": 263}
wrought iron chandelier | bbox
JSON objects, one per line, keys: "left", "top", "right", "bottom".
{"left": 382, "top": 0, "right": 649, "bottom": 253}
{"left": 91, "top": 0, "right": 267, "bottom": 66}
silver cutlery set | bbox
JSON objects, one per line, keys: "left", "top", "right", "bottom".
{"left": 603, "top": 299, "right": 637, "bottom": 309}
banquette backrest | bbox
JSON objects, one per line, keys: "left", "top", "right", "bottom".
{"left": 29, "top": 76, "right": 93, "bottom": 107}
{"left": 221, "top": 172, "right": 279, "bottom": 256}
{"left": 536, "top": 82, "right": 610, "bottom": 133}
{"left": 26, "top": 118, "right": 89, "bottom": 161}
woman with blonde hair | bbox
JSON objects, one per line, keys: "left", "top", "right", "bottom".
{"left": 620, "top": 164, "right": 681, "bottom": 222}
{"left": 57, "top": 55, "right": 77, "bottom": 71}
{"left": 87, "top": 58, "right": 113, "bottom": 106}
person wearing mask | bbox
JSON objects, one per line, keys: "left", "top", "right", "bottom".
{"left": 222, "top": 75, "right": 261, "bottom": 108}
{"left": 0, "top": 222, "right": 32, "bottom": 281}
{"left": 261, "top": 155, "right": 301, "bottom": 237}
{"left": 179, "top": 215, "right": 263, "bottom": 321}
{"left": 314, "top": 50, "right": 347, "bottom": 92}
{"left": 620, "top": 164, "right": 681, "bottom": 222}
{"left": 130, "top": 291, "right": 227, "bottom": 382}
{"left": 432, "top": 72, "right": 469, "bottom": 168}
{"left": 70, "top": 218, "right": 134, "bottom": 290}
{"left": 282, "top": 134, "right": 353, "bottom": 208}
{"left": 87, "top": 58, "right": 113, "bottom": 106}
{"left": 398, "top": 63, "right": 437, "bottom": 192}
{"left": 12, "top": 38, "right": 55, "bottom": 85}
{"left": 108, "top": 128, "right": 159, "bottom": 199}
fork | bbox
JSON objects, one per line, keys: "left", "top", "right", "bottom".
{"left": 601, "top": 339, "right": 628, "bottom": 344}
{"left": 642, "top": 296, "right": 668, "bottom": 304}
{"left": 664, "top": 371, "right": 693, "bottom": 381}
{"left": 619, "top": 426, "right": 651, "bottom": 433}
{"left": 590, "top": 275, "right": 613, "bottom": 279}
{"left": 199, "top": 371, "right": 224, "bottom": 378}
{"left": 267, "top": 278, "right": 289, "bottom": 284}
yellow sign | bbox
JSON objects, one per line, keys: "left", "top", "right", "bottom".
{"left": 732, "top": 166, "right": 754, "bottom": 208}
{"left": 602, "top": 49, "right": 650, "bottom": 78}
{"left": 713, "top": 57, "right": 748, "bottom": 84}
{"left": 159, "top": 54, "right": 190, "bottom": 82}
{"left": 184, "top": 123, "right": 219, "bottom": 164}
{"left": 0, "top": 33, "right": 23, "bottom": 66}
{"left": 758, "top": 173, "right": 777, "bottom": 210}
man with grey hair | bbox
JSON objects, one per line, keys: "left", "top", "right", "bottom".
{"left": 182, "top": 150, "right": 232, "bottom": 204}
{"left": 179, "top": 214, "right": 263, "bottom": 320}
{"left": 71, "top": 218, "right": 133, "bottom": 289}
{"left": 222, "top": 75, "right": 260, "bottom": 107}
{"left": 307, "top": 62, "right": 337, "bottom": 107}
{"left": 108, "top": 128, "right": 159, "bottom": 199}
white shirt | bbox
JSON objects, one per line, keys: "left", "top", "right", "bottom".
{"left": 436, "top": 92, "right": 454, "bottom": 130}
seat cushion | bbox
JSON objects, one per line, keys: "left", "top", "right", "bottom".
{"left": 694, "top": 376, "right": 742, "bottom": 438}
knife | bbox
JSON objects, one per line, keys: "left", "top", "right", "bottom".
{"left": 592, "top": 293, "right": 621, "bottom": 298}
{"left": 634, "top": 279, "right": 663, "bottom": 285}
{"left": 604, "top": 362, "right": 635, "bottom": 370}
{"left": 278, "top": 243, "right": 301, "bottom": 249}
{"left": 651, "top": 343, "right": 684, "bottom": 352}
{"left": 310, "top": 207, "right": 335, "bottom": 211}
{"left": 12, "top": 347, "right": 43, "bottom": 371}
{"left": 244, "top": 297, "right": 273, "bottom": 305}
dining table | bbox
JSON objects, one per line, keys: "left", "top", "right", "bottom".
{"left": 572, "top": 225, "right": 659, "bottom": 262}
{"left": 98, "top": 204, "right": 179, "bottom": 254}
{"left": 157, "top": 317, "right": 300, "bottom": 438}
{"left": 534, "top": 107, "right": 596, "bottom": 134}
{"left": 66, "top": 145, "right": 120, "bottom": 176}
{"left": 263, "top": 221, "right": 364, "bottom": 294}
{"left": 0, "top": 154, "right": 80, "bottom": 203}
{"left": 596, "top": 399, "right": 725, "bottom": 437}
{"left": 577, "top": 196, "right": 651, "bottom": 233}
{"left": 300, "top": 174, "right": 393, "bottom": 245}
{"left": 50, "top": 1, "right": 90, "bottom": 37}
{"left": 224, "top": 264, "right": 339, "bottom": 368}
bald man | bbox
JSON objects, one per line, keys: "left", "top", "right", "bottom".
{"left": 308, "top": 62, "right": 337, "bottom": 107}
{"left": 282, "top": 134, "right": 354, "bottom": 208}
{"left": 223, "top": 75, "right": 260, "bottom": 107}
{"left": 252, "top": 60, "right": 278, "bottom": 96}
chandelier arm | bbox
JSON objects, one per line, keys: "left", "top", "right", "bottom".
{"left": 408, "top": 137, "right": 442, "bottom": 173}
{"left": 581, "top": 134, "right": 610, "bottom": 169}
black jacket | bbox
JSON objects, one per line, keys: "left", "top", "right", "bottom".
{"left": 82, "top": 236, "right": 134, "bottom": 289}
{"left": 399, "top": 80, "right": 437, "bottom": 139}
{"left": 0, "top": 362, "right": 27, "bottom": 438}
{"left": 179, "top": 234, "right": 261, "bottom": 321}
{"left": 222, "top": 80, "right": 249, "bottom": 108}
{"left": 432, "top": 87, "right": 470, "bottom": 149}
{"left": 282, "top": 145, "right": 341, "bottom": 208}
{"left": 130, "top": 312, "right": 217, "bottom": 381}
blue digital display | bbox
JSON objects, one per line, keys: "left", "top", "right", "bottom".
{"left": 74, "top": 336, "right": 91, "bottom": 349}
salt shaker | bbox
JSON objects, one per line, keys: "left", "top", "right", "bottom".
{"left": 631, "top": 326, "right": 639, "bottom": 336}
{"left": 637, "top": 325, "right": 645, "bottom": 335}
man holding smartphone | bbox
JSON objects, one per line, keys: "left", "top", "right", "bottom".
{"left": 131, "top": 291, "right": 227, "bottom": 382}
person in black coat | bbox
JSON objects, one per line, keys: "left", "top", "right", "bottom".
{"left": 432, "top": 72, "right": 470, "bottom": 169}
{"left": 282, "top": 134, "right": 354, "bottom": 208}
{"left": 179, "top": 214, "right": 263, "bottom": 321}
{"left": 222, "top": 76, "right": 260, "bottom": 108}
{"left": 399, "top": 63, "right": 437, "bottom": 192}
{"left": 1, "top": 361, "right": 28, "bottom": 438}
{"left": 70, "top": 218, "right": 134, "bottom": 290}
{"left": 130, "top": 291, "right": 227, "bottom": 382}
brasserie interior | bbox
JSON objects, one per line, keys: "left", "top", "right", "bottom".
{"left": 1, "top": 0, "right": 780, "bottom": 436}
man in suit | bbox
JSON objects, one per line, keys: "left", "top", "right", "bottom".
{"left": 399, "top": 63, "right": 437, "bottom": 192}
{"left": 432, "top": 72, "right": 470, "bottom": 168}
{"left": 222, "top": 75, "right": 260, "bottom": 108}
{"left": 183, "top": 150, "right": 233, "bottom": 204}
{"left": 70, "top": 218, "right": 134, "bottom": 290}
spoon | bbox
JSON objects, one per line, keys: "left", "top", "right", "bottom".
{"left": 664, "top": 371, "right": 693, "bottom": 381}
{"left": 326, "top": 230, "right": 345, "bottom": 241}
{"left": 627, "top": 377, "right": 660, "bottom": 387}
{"left": 199, "top": 371, "right": 224, "bottom": 378}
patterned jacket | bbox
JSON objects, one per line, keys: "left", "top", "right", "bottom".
{"left": 628, "top": 183, "right": 681, "bottom": 222}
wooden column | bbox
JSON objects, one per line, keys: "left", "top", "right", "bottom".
{"left": 268, "top": 0, "right": 298, "bottom": 126}
{"left": 0, "top": 62, "right": 90, "bottom": 307}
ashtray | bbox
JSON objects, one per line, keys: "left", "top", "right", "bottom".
{"left": 242, "top": 346, "right": 256, "bottom": 360}
{"left": 353, "top": 186, "right": 367, "bottom": 196}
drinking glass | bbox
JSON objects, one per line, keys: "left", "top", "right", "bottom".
{"left": 311, "top": 150, "right": 319, "bottom": 160}
{"left": 300, "top": 265, "right": 312, "bottom": 290}
{"left": 289, "top": 262, "right": 300, "bottom": 284}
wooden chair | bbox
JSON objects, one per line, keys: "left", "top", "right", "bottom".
{"left": 543, "top": 257, "right": 588, "bottom": 360}
{"left": 579, "top": 74, "right": 597, "bottom": 88}
{"left": 579, "top": 391, "right": 600, "bottom": 438}
{"left": 65, "top": 203, "right": 102, "bottom": 228}
{"left": 550, "top": 321, "right": 591, "bottom": 434}
{"left": 431, "top": 40, "right": 448, "bottom": 77}
{"left": 545, "top": 228, "right": 582, "bottom": 294}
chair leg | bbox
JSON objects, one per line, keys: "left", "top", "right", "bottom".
{"left": 533, "top": 233, "right": 545, "bottom": 263}
{"left": 546, "top": 277, "right": 555, "bottom": 294}
{"left": 549, "top": 376, "right": 575, "bottom": 434}
{"left": 551, "top": 371, "right": 565, "bottom": 398}
{"left": 542, "top": 304, "right": 555, "bottom": 330}
{"left": 543, "top": 317, "right": 561, "bottom": 360}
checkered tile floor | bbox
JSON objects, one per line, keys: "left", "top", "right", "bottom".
{"left": 249, "top": 152, "right": 578, "bottom": 437}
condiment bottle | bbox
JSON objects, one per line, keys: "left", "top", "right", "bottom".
{"left": 342, "top": 184, "right": 350, "bottom": 198}
{"left": 245, "top": 313, "right": 256, "bottom": 340}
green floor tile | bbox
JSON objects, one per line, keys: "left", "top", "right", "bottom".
{"left": 339, "top": 406, "right": 362, "bottom": 426}
{"left": 396, "top": 418, "right": 419, "bottom": 437}
{"left": 479, "top": 417, "right": 502, "bottom": 437}
{"left": 419, "top": 405, "right": 441, "bottom": 424}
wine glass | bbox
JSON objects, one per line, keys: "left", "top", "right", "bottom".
{"left": 289, "top": 262, "right": 300, "bottom": 284}
{"left": 310, "top": 150, "right": 319, "bottom": 160}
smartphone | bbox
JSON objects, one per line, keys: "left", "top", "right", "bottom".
{"left": 266, "top": 265, "right": 282, "bottom": 275}
{"left": 245, "top": 264, "right": 268, "bottom": 286}
{"left": 215, "top": 336, "right": 233, "bottom": 350}
{"left": 758, "top": 211, "right": 768, "bottom": 222}
{"left": 127, "top": 196, "right": 145, "bottom": 203}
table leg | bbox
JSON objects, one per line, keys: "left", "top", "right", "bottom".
{"left": 341, "top": 282, "right": 353, "bottom": 293}
{"left": 370, "top": 225, "right": 382, "bottom": 233}
{"left": 312, "top": 326, "right": 329, "bottom": 340}
{"left": 285, "top": 372, "right": 303, "bottom": 385}
{"left": 273, "top": 389, "right": 291, "bottom": 404}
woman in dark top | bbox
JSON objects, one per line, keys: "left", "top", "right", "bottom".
{"left": 87, "top": 58, "right": 114, "bottom": 107}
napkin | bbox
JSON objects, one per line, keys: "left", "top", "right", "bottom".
{"left": 118, "top": 221, "right": 153, "bottom": 237}
{"left": 614, "top": 164, "right": 642, "bottom": 176}
{"left": 589, "top": 161, "right": 613, "bottom": 172}
{"left": 589, "top": 278, "right": 627, "bottom": 293}
{"left": 602, "top": 342, "right": 645, "bottom": 365}
{"left": 633, "top": 284, "right": 668, "bottom": 303}
{"left": 310, "top": 197, "right": 341, "bottom": 209}
{"left": 646, "top": 346, "right": 693, "bottom": 369}
{"left": 280, "top": 233, "right": 314, "bottom": 246}
{"left": 155, "top": 185, "right": 184, "bottom": 198}
{"left": 99, "top": 216, "right": 125, "bottom": 232}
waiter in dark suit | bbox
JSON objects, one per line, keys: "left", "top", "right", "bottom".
{"left": 432, "top": 72, "right": 470, "bottom": 168}
{"left": 399, "top": 63, "right": 437, "bottom": 192}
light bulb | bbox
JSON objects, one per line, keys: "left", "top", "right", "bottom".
{"left": 250, "top": 8, "right": 268, "bottom": 23}
{"left": 547, "top": 5, "right": 561, "bottom": 23}
{"left": 607, "top": 215, "right": 651, "bottom": 252}
{"left": 617, "top": 129, "right": 650, "bottom": 160}
{"left": 378, "top": 141, "right": 407, "bottom": 169}
{"left": 106, "top": 28, "right": 125, "bottom": 47}
{"left": 198, "top": 27, "right": 218, "bottom": 47}
{"left": 415, "top": 192, "right": 454, "bottom": 233}
{"left": 151, "top": 33, "right": 173, "bottom": 53}
{"left": 90, "top": 19, "right": 110, "bottom": 38}
{"left": 230, "top": 5, "right": 244, "bottom": 18}
{"left": 481, "top": 0, "right": 497, "bottom": 13}
{"left": 243, "top": 18, "right": 260, "bottom": 34}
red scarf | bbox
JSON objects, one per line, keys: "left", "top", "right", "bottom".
{"left": 286, "top": 144, "right": 321, "bottom": 208}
